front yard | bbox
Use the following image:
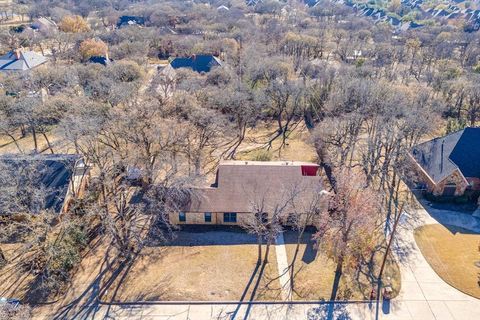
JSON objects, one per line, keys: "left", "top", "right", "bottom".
{"left": 414, "top": 224, "right": 480, "bottom": 298}
{"left": 283, "top": 230, "right": 401, "bottom": 301}
{"left": 88, "top": 228, "right": 402, "bottom": 303}
{"left": 105, "top": 228, "right": 282, "bottom": 301}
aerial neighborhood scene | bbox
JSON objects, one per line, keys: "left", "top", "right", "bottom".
{"left": 0, "top": 0, "right": 480, "bottom": 319}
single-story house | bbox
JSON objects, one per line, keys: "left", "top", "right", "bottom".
{"left": 173, "top": 160, "right": 325, "bottom": 225}
{"left": 170, "top": 54, "right": 222, "bottom": 73}
{"left": 409, "top": 127, "right": 480, "bottom": 197}
{"left": 0, "top": 49, "right": 48, "bottom": 71}
{"left": 31, "top": 17, "right": 57, "bottom": 32}
{"left": 0, "top": 154, "right": 89, "bottom": 214}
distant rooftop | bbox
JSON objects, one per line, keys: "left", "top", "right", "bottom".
{"left": 411, "top": 127, "right": 480, "bottom": 183}
{"left": 0, "top": 154, "right": 82, "bottom": 213}
{"left": 117, "top": 15, "right": 145, "bottom": 28}
{"left": 0, "top": 49, "right": 48, "bottom": 71}
{"left": 170, "top": 54, "right": 222, "bottom": 73}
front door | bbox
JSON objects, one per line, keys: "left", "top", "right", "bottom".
{"left": 442, "top": 183, "right": 457, "bottom": 196}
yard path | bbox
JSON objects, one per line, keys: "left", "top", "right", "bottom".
{"left": 275, "top": 233, "right": 291, "bottom": 301}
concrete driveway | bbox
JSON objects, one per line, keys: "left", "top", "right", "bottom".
{"left": 386, "top": 201, "right": 480, "bottom": 320}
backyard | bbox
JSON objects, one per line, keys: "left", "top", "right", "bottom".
{"left": 414, "top": 223, "right": 480, "bottom": 298}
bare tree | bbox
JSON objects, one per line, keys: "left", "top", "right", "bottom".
{"left": 314, "top": 169, "right": 383, "bottom": 300}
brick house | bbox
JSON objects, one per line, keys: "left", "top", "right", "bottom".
{"left": 409, "top": 127, "right": 480, "bottom": 197}
{"left": 172, "top": 161, "right": 325, "bottom": 225}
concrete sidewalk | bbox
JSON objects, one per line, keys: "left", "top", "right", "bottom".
{"left": 275, "top": 233, "right": 291, "bottom": 301}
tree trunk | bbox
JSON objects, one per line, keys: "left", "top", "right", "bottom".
{"left": 5, "top": 133, "right": 22, "bottom": 153}
{"left": 264, "top": 241, "right": 271, "bottom": 264}
{"left": 257, "top": 236, "right": 263, "bottom": 265}
{"left": 32, "top": 126, "right": 38, "bottom": 153}
{"left": 330, "top": 254, "right": 344, "bottom": 301}
{"left": 0, "top": 247, "right": 6, "bottom": 267}
{"left": 42, "top": 133, "right": 54, "bottom": 154}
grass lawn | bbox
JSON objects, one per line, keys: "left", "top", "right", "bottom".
{"left": 237, "top": 125, "right": 317, "bottom": 163}
{"left": 105, "top": 230, "right": 282, "bottom": 302}
{"left": 414, "top": 224, "right": 480, "bottom": 298}
{"left": 283, "top": 231, "right": 401, "bottom": 301}
{"left": 0, "top": 243, "right": 34, "bottom": 300}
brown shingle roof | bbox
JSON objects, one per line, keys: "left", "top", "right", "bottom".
{"left": 185, "top": 161, "right": 324, "bottom": 213}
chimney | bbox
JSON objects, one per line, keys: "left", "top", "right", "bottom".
{"left": 14, "top": 49, "right": 21, "bottom": 60}
{"left": 105, "top": 48, "right": 109, "bottom": 61}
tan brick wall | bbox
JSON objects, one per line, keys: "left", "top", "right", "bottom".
{"left": 169, "top": 212, "right": 253, "bottom": 225}
{"left": 432, "top": 170, "right": 468, "bottom": 196}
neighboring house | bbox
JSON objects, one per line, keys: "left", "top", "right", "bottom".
{"left": 173, "top": 161, "right": 325, "bottom": 225}
{"left": 0, "top": 154, "right": 89, "bottom": 214}
{"left": 88, "top": 55, "right": 113, "bottom": 66}
{"left": 0, "top": 49, "right": 48, "bottom": 71}
{"left": 152, "top": 63, "right": 177, "bottom": 98}
{"left": 31, "top": 17, "right": 57, "bottom": 32}
{"left": 117, "top": 15, "right": 145, "bottom": 28}
{"left": 409, "top": 127, "right": 480, "bottom": 197}
{"left": 217, "top": 5, "right": 230, "bottom": 11}
{"left": 170, "top": 54, "right": 222, "bottom": 73}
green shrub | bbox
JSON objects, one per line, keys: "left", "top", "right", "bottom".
{"left": 250, "top": 149, "right": 272, "bottom": 162}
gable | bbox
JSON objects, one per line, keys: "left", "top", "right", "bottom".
{"left": 448, "top": 127, "right": 480, "bottom": 179}
{"left": 411, "top": 127, "right": 480, "bottom": 184}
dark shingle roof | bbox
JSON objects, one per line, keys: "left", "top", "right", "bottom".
{"left": 411, "top": 127, "right": 480, "bottom": 183}
{"left": 170, "top": 55, "right": 222, "bottom": 73}
{"left": 0, "top": 154, "right": 81, "bottom": 213}
{"left": 88, "top": 56, "right": 113, "bottom": 66}
{"left": 117, "top": 16, "right": 145, "bottom": 28}
{"left": 448, "top": 127, "right": 480, "bottom": 178}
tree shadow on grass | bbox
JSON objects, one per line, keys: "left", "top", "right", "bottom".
{"left": 229, "top": 260, "right": 261, "bottom": 319}
{"left": 50, "top": 245, "right": 139, "bottom": 320}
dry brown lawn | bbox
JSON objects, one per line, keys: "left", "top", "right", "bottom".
{"left": 237, "top": 125, "right": 317, "bottom": 163}
{"left": 106, "top": 243, "right": 282, "bottom": 302}
{"left": 0, "top": 128, "right": 71, "bottom": 155}
{"left": 0, "top": 243, "right": 34, "bottom": 300}
{"left": 283, "top": 231, "right": 401, "bottom": 301}
{"left": 414, "top": 224, "right": 480, "bottom": 298}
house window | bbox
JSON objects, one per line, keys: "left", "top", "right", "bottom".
{"left": 255, "top": 212, "right": 268, "bottom": 224}
{"left": 179, "top": 212, "right": 186, "bottom": 222}
{"left": 205, "top": 212, "right": 212, "bottom": 223}
{"left": 224, "top": 212, "right": 237, "bottom": 223}
{"left": 286, "top": 213, "right": 297, "bottom": 225}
